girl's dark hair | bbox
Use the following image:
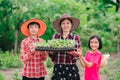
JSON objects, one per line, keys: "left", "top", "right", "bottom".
{"left": 59, "top": 18, "right": 73, "bottom": 33}
{"left": 27, "top": 22, "right": 40, "bottom": 28}
{"left": 88, "top": 34, "right": 102, "bottom": 49}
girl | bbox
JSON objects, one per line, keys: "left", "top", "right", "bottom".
{"left": 76, "top": 34, "right": 109, "bottom": 80}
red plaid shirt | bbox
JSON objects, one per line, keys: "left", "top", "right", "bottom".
{"left": 49, "top": 33, "right": 81, "bottom": 64}
{"left": 20, "top": 36, "right": 47, "bottom": 78}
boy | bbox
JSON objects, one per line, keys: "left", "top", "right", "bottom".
{"left": 20, "top": 19, "right": 47, "bottom": 80}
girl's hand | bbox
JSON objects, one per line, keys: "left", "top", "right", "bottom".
{"left": 75, "top": 47, "right": 83, "bottom": 56}
{"left": 100, "top": 54, "right": 110, "bottom": 68}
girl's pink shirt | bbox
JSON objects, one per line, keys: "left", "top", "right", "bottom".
{"left": 84, "top": 51, "right": 102, "bottom": 80}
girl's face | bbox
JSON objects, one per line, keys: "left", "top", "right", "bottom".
{"left": 61, "top": 19, "right": 72, "bottom": 32}
{"left": 90, "top": 38, "right": 99, "bottom": 51}
{"left": 28, "top": 24, "right": 40, "bottom": 36}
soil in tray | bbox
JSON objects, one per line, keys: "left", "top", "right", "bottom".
{"left": 35, "top": 46, "right": 75, "bottom": 51}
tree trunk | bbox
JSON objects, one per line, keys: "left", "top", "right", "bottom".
{"left": 116, "top": 0, "right": 120, "bottom": 12}
{"left": 117, "top": 27, "right": 120, "bottom": 54}
{"left": 117, "top": 40, "right": 120, "bottom": 54}
{"left": 14, "top": 29, "right": 18, "bottom": 56}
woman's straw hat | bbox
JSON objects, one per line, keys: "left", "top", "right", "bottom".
{"left": 53, "top": 14, "right": 80, "bottom": 33}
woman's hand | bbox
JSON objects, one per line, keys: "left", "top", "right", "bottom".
{"left": 67, "top": 51, "right": 75, "bottom": 55}
{"left": 47, "top": 51, "right": 54, "bottom": 55}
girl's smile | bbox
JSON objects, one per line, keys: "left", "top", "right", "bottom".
{"left": 90, "top": 38, "right": 99, "bottom": 52}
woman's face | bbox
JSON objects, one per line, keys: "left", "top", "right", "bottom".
{"left": 61, "top": 19, "right": 72, "bottom": 32}
{"left": 28, "top": 24, "right": 40, "bottom": 36}
{"left": 90, "top": 38, "right": 99, "bottom": 51}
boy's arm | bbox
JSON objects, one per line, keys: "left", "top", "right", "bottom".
{"left": 20, "top": 41, "right": 34, "bottom": 62}
{"left": 40, "top": 51, "right": 47, "bottom": 61}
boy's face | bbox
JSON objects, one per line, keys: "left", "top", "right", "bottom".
{"left": 28, "top": 24, "right": 40, "bottom": 36}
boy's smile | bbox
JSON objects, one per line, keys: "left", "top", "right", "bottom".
{"left": 29, "top": 24, "right": 40, "bottom": 36}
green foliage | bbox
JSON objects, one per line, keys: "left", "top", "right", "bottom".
{"left": 13, "top": 72, "right": 21, "bottom": 80}
{"left": 0, "top": 51, "right": 23, "bottom": 69}
{"left": 0, "top": 0, "right": 119, "bottom": 53}
{"left": 114, "top": 70, "right": 120, "bottom": 80}
{"left": 46, "top": 57, "right": 53, "bottom": 68}
{"left": 36, "top": 39, "right": 76, "bottom": 48}
{"left": 0, "top": 73, "right": 6, "bottom": 80}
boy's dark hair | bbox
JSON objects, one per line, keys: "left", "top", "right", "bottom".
{"left": 88, "top": 34, "right": 102, "bottom": 49}
{"left": 27, "top": 22, "right": 40, "bottom": 28}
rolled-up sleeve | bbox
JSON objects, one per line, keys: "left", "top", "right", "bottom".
{"left": 20, "top": 40, "right": 33, "bottom": 62}
{"left": 40, "top": 51, "right": 47, "bottom": 61}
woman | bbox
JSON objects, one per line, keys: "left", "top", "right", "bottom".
{"left": 49, "top": 14, "right": 81, "bottom": 80}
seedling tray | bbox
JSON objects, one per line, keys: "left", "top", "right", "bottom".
{"left": 36, "top": 46, "right": 75, "bottom": 51}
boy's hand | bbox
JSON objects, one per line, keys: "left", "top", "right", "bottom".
{"left": 30, "top": 46, "right": 36, "bottom": 53}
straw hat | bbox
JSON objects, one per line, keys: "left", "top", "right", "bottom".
{"left": 21, "top": 18, "right": 47, "bottom": 37}
{"left": 53, "top": 14, "right": 80, "bottom": 33}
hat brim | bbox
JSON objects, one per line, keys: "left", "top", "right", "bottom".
{"left": 53, "top": 17, "right": 80, "bottom": 33}
{"left": 21, "top": 18, "right": 47, "bottom": 37}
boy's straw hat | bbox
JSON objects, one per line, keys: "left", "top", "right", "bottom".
{"left": 53, "top": 14, "right": 80, "bottom": 33}
{"left": 21, "top": 18, "right": 46, "bottom": 37}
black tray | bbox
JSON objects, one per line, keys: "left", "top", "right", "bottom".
{"left": 36, "top": 46, "right": 75, "bottom": 51}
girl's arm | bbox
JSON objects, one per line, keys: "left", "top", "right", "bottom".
{"left": 100, "top": 54, "right": 110, "bottom": 68}
{"left": 79, "top": 56, "right": 86, "bottom": 68}
{"left": 79, "top": 55, "right": 93, "bottom": 68}
{"left": 76, "top": 48, "right": 94, "bottom": 68}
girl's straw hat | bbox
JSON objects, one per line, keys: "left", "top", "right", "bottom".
{"left": 21, "top": 18, "right": 47, "bottom": 37}
{"left": 53, "top": 14, "right": 80, "bottom": 33}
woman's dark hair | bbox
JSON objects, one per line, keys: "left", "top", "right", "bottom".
{"left": 59, "top": 18, "right": 73, "bottom": 33}
{"left": 88, "top": 34, "right": 102, "bottom": 49}
{"left": 27, "top": 22, "right": 40, "bottom": 28}
{"left": 59, "top": 18, "right": 73, "bottom": 25}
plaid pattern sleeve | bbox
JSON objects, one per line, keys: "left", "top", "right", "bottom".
{"left": 20, "top": 39, "right": 34, "bottom": 62}
{"left": 20, "top": 37, "right": 47, "bottom": 78}
{"left": 49, "top": 33, "right": 81, "bottom": 64}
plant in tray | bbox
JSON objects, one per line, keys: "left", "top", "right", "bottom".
{"left": 35, "top": 39, "right": 76, "bottom": 50}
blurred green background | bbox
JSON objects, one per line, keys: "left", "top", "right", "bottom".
{"left": 0, "top": 0, "right": 120, "bottom": 80}
{"left": 0, "top": 0, "right": 120, "bottom": 54}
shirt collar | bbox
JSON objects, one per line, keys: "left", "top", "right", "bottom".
{"left": 60, "top": 32, "right": 73, "bottom": 39}
{"left": 29, "top": 36, "right": 39, "bottom": 41}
